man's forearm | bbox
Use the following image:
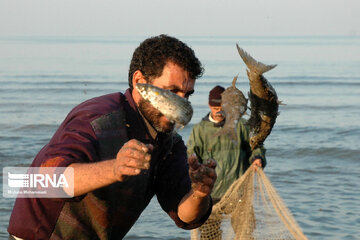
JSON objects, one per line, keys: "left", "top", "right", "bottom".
{"left": 63, "top": 140, "right": 153, "bottom": 197}
{"left": 177, "top": 190, "right": 211, "bottom": 224}
{"left": 64, "top": 160, "right": 117, "bottom": 197}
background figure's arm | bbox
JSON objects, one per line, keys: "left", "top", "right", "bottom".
{"left": 249, "top": 146, "right": 266, "bottom": 168}
{"left": 239, "top": 119, "right": 267, "bottom": 168}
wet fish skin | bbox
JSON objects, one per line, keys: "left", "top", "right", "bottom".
{"left": 135, "top": 83, "right": 193, "bottom": 126}
{"left": 213, "top": 75, "right": 248, "bottom": 143}
{"left": 236, "top": 44, "right": 279, "bottom": 150}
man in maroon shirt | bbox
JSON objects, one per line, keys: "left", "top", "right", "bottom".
{"left": 8, "top": 35, "right": 217, "bottom": 239}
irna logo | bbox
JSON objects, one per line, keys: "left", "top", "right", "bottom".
{"left": 3, "top": 167, "right": 74, "bottom": 198}
{"left": 8, "top": 172, "right": 69, "bottom": 188}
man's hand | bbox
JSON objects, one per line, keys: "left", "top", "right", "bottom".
{"left": 252, "top": 158, "right": 262, "bottom": 171}
{"left": 113, "top": 139, "right": 154, "bottom": 181}
{"left": 188, "top": 154, "right": 217, "bottom": 198}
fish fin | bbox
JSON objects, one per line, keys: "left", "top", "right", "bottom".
{"left": 232, "top": 74, "right": 239, "bottom": 88}
{"left": 213, "top": 127, "right": 238, "bottom": 144}
{"left": 277, "top": 100, "right": 286, "bottom": 105}
{"left": 236, "top": 44, "right": 277, "bottom": 75}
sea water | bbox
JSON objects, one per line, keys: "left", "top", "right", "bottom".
{"left": 0, "top": 36, "right": 359, "bottom": 239}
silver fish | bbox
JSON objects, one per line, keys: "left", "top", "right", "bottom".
{"left": 236, "top": 44, "right": 280, "bottom": 150}
{"left": 135, "top": 83, "right": 193, "bottom": 127}
{"left": 214, "top": 75, "right": 248, "bottom": 143}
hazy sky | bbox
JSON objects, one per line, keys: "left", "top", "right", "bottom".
{"left": 0, "top": 0, "right": 359, "bottom": 37}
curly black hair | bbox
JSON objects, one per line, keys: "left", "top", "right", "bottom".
{"left": 128, "top": 34, "right": 204, "bottom": 89}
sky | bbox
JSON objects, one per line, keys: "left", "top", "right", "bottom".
{"left": 0, "top": 0, "right": 359, "bottom": 37}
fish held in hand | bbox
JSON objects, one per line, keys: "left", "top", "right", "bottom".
{"left": 213, "top": 75, "right": 248, "bottom": 144}
{"left": 135, "top": 83, "right": 193, "bottom": 127}
{"left": 236, "top": 44, "right": 280, "bottom": 150}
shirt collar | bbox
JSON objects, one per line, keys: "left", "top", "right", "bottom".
{"left": 209, "top": 113, "right": 221, "bottom": 123}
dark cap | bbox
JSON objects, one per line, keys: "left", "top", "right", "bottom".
{"left": 209, "top": 85, "right": 225, "bottom": 106}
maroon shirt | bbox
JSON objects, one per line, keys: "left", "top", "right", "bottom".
{"left": 8, "top": 89, "right": 211, "bottom": 240}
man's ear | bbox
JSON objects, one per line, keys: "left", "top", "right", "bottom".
{"left": 132, "top": 70, "right": 147, "bottom": 89}
{"left": 131, "top": 70, "right": 148, "bottom": 104}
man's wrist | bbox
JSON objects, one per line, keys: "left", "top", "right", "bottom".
{"left": 191, "top": 192, "right": 203, "bottom": 200}
{"left": 252, "top": 157, "right": 262, "bottom": 162}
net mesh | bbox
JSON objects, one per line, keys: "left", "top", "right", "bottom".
{"left": 191, "top": 167, "right": 307, "bottom": 240}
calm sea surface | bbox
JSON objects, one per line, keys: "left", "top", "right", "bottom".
{"left": 0, "top": 36, "right": 359, "bottom": 239}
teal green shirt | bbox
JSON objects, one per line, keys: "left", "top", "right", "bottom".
{"left": 187, "top": 114, "right": 266, "bottom": 199}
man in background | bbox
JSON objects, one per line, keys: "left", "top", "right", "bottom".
{"left": 187, "top": 85, "right": 266, "bottom": 239}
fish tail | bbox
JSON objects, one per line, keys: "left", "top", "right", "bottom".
{"left": 236, "top": 44, "right": 277, "bottom": 75}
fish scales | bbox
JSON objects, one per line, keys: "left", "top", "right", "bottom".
{"left": 236, "top": 44, "right": 280, "bottom": 150}
{"left": 135, "top": 83, "right": 193, "bottom": 126}
{"left": 214, "top": 75, "right": 248, "bottom": 143}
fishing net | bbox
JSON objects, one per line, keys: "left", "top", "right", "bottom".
{"left": 191, "top": 167, "right": 307, "bottom": 240}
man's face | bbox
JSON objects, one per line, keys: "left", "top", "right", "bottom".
{"left": 209, "top": 105, "right": 225, "bottom": 123}
{"left": 137, "top": 61, "right": 195, "bottom": 133}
